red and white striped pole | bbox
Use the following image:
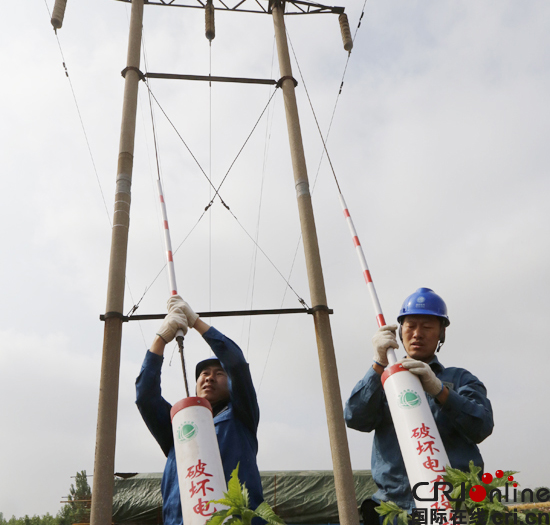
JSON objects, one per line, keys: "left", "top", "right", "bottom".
{"left": 156, "top": 178, "right": 189, "bottom": 396}
{"left": 157, "top": 178, "right": 179, "bottom": 297}
{"left": 338, "top": 193, "right": 396, "bottom": 364}
{"left": 339, "top": 192, "right": 452, "bottom": 519}
{"left": 157, "top": 180, "right": 227, "bottom": 522}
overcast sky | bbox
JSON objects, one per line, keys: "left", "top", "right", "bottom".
{"left": 1, "top": 0, "right": 549, "bottom": 519}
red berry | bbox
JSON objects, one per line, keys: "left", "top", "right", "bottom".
{"left": 508, "top": 476, "right": 514, "bottom": 482}
{"left": 482, "top": 473, "right": 493, "bottom": 484}
{"left": 470, "top": 485, "right": 487, "bottom": 502}
{"left": 495, "top": 470, "right": 504, "bottom": 478}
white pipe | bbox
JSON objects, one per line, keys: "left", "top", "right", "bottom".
{"left": 171, "top": 398, "right": 227, "bottom": 524}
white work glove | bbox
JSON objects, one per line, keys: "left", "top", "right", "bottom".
{"left": 156, "top": 307, "right": 188, "bottom": 343}
{"left": 167, "top": 294, "right": 199, "bottom": 329}
{"left": 372, "top": 324, "right": 399, "bottom": 368}
{"left": 400, "top": 359, "right": 444, "bottom": 397}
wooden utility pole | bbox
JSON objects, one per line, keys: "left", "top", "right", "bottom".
{"left": 88, "top": 1, "right": 357, "bottom": 524}
{"left": 89, "top": 2, "right": 144, "bottom": 525}
{"left": 271, "top": 2, "right": 360, "bottom": 525}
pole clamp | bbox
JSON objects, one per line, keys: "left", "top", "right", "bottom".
{"left": 101, "top": 311, "right": 127, "bottom": 322}
{"left": 276, "top": 75, "right": 298, "bottom": 88}
{"left": 308, "top": 305, "right": 333, "bottom": 315}
{"left": 121, "top": 66, "right": 146, "bottom": 81}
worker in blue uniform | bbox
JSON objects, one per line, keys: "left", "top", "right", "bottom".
{"left": 136, "top": 295, "right": 263, "bottom": 525}
{"left": 344, "top": 288, "right": 494, "bottom": 524}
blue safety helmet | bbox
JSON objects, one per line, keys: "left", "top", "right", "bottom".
{"left": 397, "top": 288, "right": 450, "bottom": 327}
{"left": 398, "top": 288, "right": 449, "bottom": 351}
{"left": 195, "top": 357, "right": 222, "bottom": 380}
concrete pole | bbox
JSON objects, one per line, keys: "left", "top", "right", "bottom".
{"left": 271, "top": 3, "right": 360, "bottom": 525}
{"left": 90, "top": 2, "right": 144, "bottom": 525}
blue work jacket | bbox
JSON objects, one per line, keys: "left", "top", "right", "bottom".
{"left": 344, "top": 356, "right": 494, "bottom": 511}
{"left": 136, "top": 327, "right": 263, "bottom": 525}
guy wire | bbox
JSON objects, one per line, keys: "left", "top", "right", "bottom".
{"left": 129, "top": 56, "right": 304, "bottom": 316}
{"left": 207, "top": 88, "right": 278, "bottom": 206}
{"left": 243, "top": 35, "right": 278, "bottom": 358}
{"left": 285, "top": 0, "right": 370, "bottom": 195}
{"left": 225, "top": 208, "right": 309, "bottom": 310}
{"left": 43, "top": 0, "right": 112, "bottom": 227}
{"left": 145, "top": 85, "right": 215, "bottom": 192}
{"left": 44, "top": 0, "right": 144, "bottom": 345}
{"left": 287, "top": 31, "right": 341, "bottom": 192}
{"left": 145, "top": 80, "right": 163, "bottom": 183}
{"left": 259, "top": 7, "right": 370, "bottom": 388}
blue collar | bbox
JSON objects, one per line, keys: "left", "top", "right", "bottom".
{"left": 427, "top": 355, "right": 445, "bottom": 373}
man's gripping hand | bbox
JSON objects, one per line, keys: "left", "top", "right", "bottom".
{"left": 372, "top": 324, "right": 399, "bottom": 368}
{"left": 156, "top": 295, "right": 192, "bottom": 343}
{"left": 156, "top": 308, "right": 188, "bottom": 343}
{"left": 400, "top": 359, "right": 443, "bottom": 397}
{"left": 167, "top": 294, "right": 199, "bottom": 329}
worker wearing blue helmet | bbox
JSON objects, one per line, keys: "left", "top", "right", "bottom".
{"left": 135, "top": 295, "right": 263, "bottom": 525}
{"left": 345, "top": 288, "right": 493, "bottom": 524}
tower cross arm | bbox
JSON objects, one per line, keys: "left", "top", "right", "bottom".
{"left": 114, "top": 0, "right": 344, "bottom": 15}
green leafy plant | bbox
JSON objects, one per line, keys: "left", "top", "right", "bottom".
{"left": 375, "top": 500, "right": 410, "bottom": 525}
{"left": 206, "top": 465, "right": 286, "bottom": 525}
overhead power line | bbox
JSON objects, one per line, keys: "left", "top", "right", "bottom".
{"left": 43, "top": 0, "right": 112, "bottom": 226}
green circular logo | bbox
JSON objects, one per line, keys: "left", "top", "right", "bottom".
{"left": 398, "top": 389, "right": 421, "bottom": 409}
{"left": 176, "top": 421, "right": 198, "bottom": 442}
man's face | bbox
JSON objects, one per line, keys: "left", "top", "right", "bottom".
{"left": 402, "top": 315, "right": 443, "bottom": 363}
{"left": 196, "top": 365, "right": 230, "bottom": 405}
